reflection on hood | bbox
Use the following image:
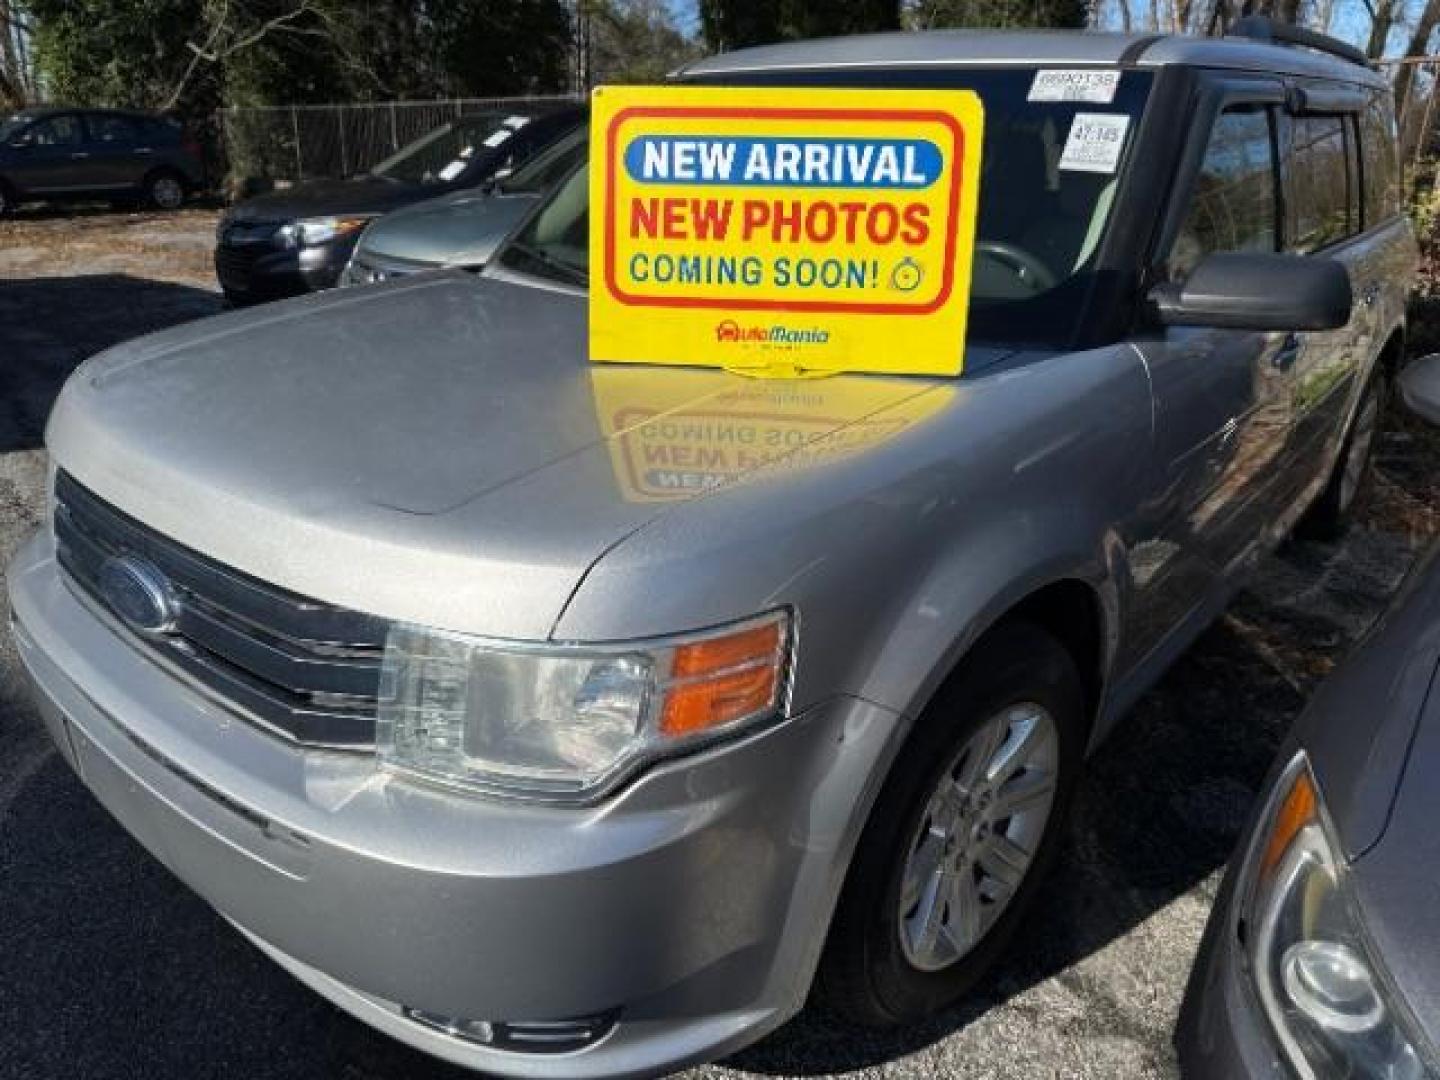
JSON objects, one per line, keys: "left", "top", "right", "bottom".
{"left": 590, "top": 365, "right": 953, "bottom": 504}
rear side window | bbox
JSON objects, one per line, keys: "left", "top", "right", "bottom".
{"left": 88, "top": 115, "right": 139, "bottom": 143}
{"left": 1286, "top": 115, "right": 1359, "bottom": 252}
{"left": 1361, "top": 98, "right": 1401, "bottom": 224}
{"left": 1168, "top": 106, "right": 1278, "bottom": 281}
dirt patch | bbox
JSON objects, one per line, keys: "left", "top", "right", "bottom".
{"left": 0, "top": 206, "right": 221, "bottom": 287}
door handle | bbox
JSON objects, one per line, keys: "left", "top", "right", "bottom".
{"left": 1271, "top": 333, "right": 1302, "bottom": 372}
{"left": 134, "top": 147, "right": 153, "bottom": 155}
{"left": 1360, "top": 284, "right": 1381, "bottom": 308}
{"left": 69, "top": 151, "right": 90, "bottom": 159}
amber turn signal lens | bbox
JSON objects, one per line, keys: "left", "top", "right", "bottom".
{"left": 661, "top": 664, "right": 781, "bottom": 736}
{"left": 1260, "top": 766, "right": 1318, "bottom": 877}
{"left": 658, "top": 616, "right": 787, "bottom": 737}
{"left": 671, "top": 621, "right": 782, "bottom": 678}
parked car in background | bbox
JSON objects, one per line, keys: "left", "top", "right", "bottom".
{"left": 1177, "top": 372, "right": 1440, "bottom": 1080}
{"left": 341, "top": 122, "right": 587, "bottom": 286}
{"left": 0, "top": 107, "right": 204, "bottom": 216}
{"left": 8, "top": 22, "right": 1418, "bottom": 1080}
{"left": 214, "top": 103, "right": 585, "bottom": 304}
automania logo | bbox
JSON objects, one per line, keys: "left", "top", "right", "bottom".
{"left": 714, "top": 319, "right": 831, "bottom": 346}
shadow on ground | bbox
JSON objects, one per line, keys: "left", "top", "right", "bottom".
{"left": 0, "top": 275, "right": 221, "bottom": 453}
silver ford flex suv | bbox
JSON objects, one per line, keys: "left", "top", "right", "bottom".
{"left": 8, "top": 23, "right": 1418, "bottom": 1079}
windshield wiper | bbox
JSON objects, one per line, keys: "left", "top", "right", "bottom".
{"left": 505, "top": 239, "right": 588, "bottom": 286}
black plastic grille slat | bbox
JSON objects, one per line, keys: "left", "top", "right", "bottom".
{"left": 53, "top": 471, "right": 383, "bottom": 748}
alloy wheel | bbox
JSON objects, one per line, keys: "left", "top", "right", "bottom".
{"left": 151, "top": 174, "right": 184, "bottom": 210}
{"left": 898, "top": 702, "right": 1060, "bottom": 972}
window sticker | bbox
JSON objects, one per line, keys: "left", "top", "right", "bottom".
{"left": 483, "top": 129, "right": 513, "bottom": 148}
{"left": 1028, "top": 69, "right": 1121, "bottom": 104}
{"left": 1058, "top": 113, "right": 1131, "bottom": 174}
{"left": 438, "top": 160, "right": 468, "bottom": 181}
{"left": 503, "top": 115, "right": 532, "bottom": 128}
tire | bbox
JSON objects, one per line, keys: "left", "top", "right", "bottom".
{"left": 818, "top": 621, "right": 1085, "bottom": 1027}
{"left": 144, "top": 169, "right": 186, "bottom": 211}
{"left": 1299, "top": 369, "right": 1388, "bottom": 541}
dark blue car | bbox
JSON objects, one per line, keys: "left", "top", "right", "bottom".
{"left": 0, "top": 107, "right": 205, "bottom": 215}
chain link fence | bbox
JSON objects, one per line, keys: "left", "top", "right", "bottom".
{"left": 220, "top": 95, "right": 579, "bottom": 191}
{"left": 219, "top": 65, "right": 1440, "bottom": 197}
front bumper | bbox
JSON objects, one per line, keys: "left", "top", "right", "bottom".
{"left": 215, "top": 235, "right": 357, "bottom": 300}
{"left": 9, "top": 530, "right": 898, "bottom": 1078}
{"left": 1175, "top": 862, "right": 1287, "bottom": 1078}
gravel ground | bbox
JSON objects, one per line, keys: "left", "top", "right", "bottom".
{"left": 0, "top": 207, "right": 1436, "bottom": 1080}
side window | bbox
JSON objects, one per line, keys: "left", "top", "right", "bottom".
{"left": 87, "top": 114, "right": 139, "bottom": 144}
{"left": 1286, "top": 114, "right": 1358, "bottom": 252}
{"left": 1361, "top": 98, "right": 1401, "bottom": 224}
{"left": 1168, "top": 106, "right": 1278, "bottom": 281}
{"left": 26, "top": 115, "right": 84, "bottom": 147}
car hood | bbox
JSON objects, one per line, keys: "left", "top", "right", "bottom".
{"left": 359, "top": 191, "right": 538, "bottom": 266}
{"left": 1308, "top": 551, "right": 1440, "bottom": 1049}
{"left": 46, "top": 272, "right": 973, "bottom": 641}
{"left": 1349, "top": 660, "right": 1440, "bottom": 1050}
{"left": 227, "top": 176, "right": 428, "bottom": 223}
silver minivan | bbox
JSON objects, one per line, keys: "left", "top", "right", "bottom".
{"left": 9, "top": 24, "right": 1417, "bottom": 1079}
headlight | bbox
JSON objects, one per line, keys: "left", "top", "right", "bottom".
{"left": 1240, "top": 752, "right": 1431, "bottom": 1079}
{"left": 376, "top": 610, "right": 792, "bottom": 801}
{"left": 277, "top": 216, "right": 371, "bottom": 248}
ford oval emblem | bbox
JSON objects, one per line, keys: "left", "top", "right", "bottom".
{"left": 97, "top": 555, "right": 178, "bottom": 635}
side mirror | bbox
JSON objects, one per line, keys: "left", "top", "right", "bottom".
{"left": 1148, "top": 252, "right": 1353, "bottom": 332}
{"left": 6, "top": 137, "right": 32, "bottom": 150}
{"left": 1398, "top": 353, "right": 1440, "bottom": 425}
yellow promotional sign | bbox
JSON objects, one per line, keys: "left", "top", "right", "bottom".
{"left": 589, "top": 85, "right": 984, "bottom": 378}
{"left": 589, "top": 366, "right": 954, "bottom": 503}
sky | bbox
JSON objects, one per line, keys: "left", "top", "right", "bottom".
{"left": 666, "top": 0, "right": 705, "bottom": 39}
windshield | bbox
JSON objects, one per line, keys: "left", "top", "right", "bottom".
{"left": 498, "top": 125, "right": 587, "bottom": 195}
{"left": 371, "top": 113, "right": 533, "bottom": 185}
{"left": 499, "top": 69, "right": 1153, "bottom": 348}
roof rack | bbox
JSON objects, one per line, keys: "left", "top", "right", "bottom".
{"left": 1226, "top": 15, "right": 1371, "bottom": 69}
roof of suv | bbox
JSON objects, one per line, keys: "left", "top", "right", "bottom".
{"left": 677, "top": 29, "right": 1388, "bottom": 90}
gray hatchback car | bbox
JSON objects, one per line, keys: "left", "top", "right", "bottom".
{"left": 8, "top": 22, "right": 1417, "bottom": 1079}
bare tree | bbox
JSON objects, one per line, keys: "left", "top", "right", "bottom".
{"left": 0, "top": 0, "right": 34, "bottom": 106}
{"left": 164, "top": 0, "right": 328, "bottom": 109}
{"left": 1362, "top": 0, "right": 1404, "bottom": 57}
{"left": 1394, "top": 0, "right": 1440, "bottom": 153}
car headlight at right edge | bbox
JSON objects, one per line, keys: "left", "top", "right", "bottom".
{"left": 1240, "top": 751, "right": 1433, "bottom": 1079}
{"left": 376, "top": 610, "right": 792, "bottom": 803}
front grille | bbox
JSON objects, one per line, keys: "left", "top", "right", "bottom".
{"left": 54, "top": 471, "right": 387, "bottom": 748}
{"left": 222, "top": 220, "right": 281, "bottom": 245}
{"left": 214, "top": 244, "right": 266, "bottom": 288}
{"left": 346, "top": 250, "right": 427, "bottom": 285}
